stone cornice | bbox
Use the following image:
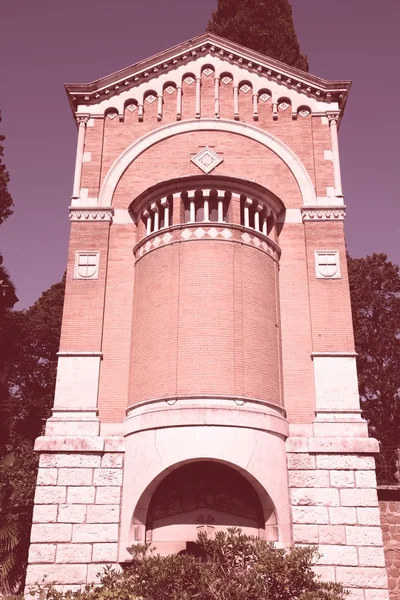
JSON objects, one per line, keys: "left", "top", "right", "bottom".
{"left": 69, "top": 207, "right": 114, "bottom": 222}
{"left": 301, "top": 206, "right": 346, "bottom": 222}
{"left": 65, "top": 33, "right": 351, "bottom": 115}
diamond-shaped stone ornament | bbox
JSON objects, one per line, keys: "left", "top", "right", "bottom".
{"left": 191, "top": 147, "right": 223, "bottom": 174}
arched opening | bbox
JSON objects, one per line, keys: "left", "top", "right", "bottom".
{"left": 143, "top": 461, "right": 269, "bottom": 555}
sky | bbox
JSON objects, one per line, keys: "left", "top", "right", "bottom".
{"left": 1, "top": 0, "right": 399, "bottom": 309}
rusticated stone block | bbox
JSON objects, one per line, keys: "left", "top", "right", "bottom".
{"left": 318, "top": 525, "right": 346, "bottom": 545}
{"left": 37, "top": 468, "right": 58, "bottom": 485}
{"left": 87, "top": 504, "right": 120, "bottom": 523}
{"left": 345, "top": 525, "right": 383, "bottom": 546}
{"left": 92, "top": 542, "right": 118, "bottom": 562}
{"left": 358, "top": 547, "right": 386, "bottom": 567}
{"left": 330, "top": 470, "right": 355, "bottom": 488}
{"left": 25, "top": 563, "right": 87, "bottom": 585}
{"left": 67, "top": 486, "right": 96, "bottom": 504}
{"left": 356, "top": 470, "right": 377, "bottom": 488}
{"left": 58, "top": 504, "right": 87, "bottom": 523}
{"left": 72, "top": 523, "right": 118, "bottom": 543}
{"left": 364, "top": 589, "right": 390, "bottom": 600}
{"left": 346, "top": 588, "right": 365, "bottom": 600}
{"left": 316, "top": 455, "right": 375, "bottom": 470}
{"left": 287, "top": 454, "right": 316, "bottom": 470}
{"left": 104, "top": 437, "right": 125, "bottom": 452}
{"left": 101, "top": 454, "right": 123, "bottom": 468}
{"left": 35, "top": 436, "right": 104, "bottom": 453}
{"left": 292, "top": 506, "right": 329, "bottom": 524}
{"left": 58, "top": 468, "right": 93, "bottom": 486}
{"left": 292, "top": 524, "right": 319, "bottom": 544}
{"left": 329, "top": 507, "right": 357, "bottom": 525}
{"left": 28, "top": 543, "right": 56, "bottom": 563}
{"left": 312, "top": 565, "right": 336, "bottom": 582}
{"left": 40, "top": 453, "right": 101, "bottom": 468}
{"left": 87, "top": 563, "right": 109, "bottom": 583}
{"left": 318, "top": 544, "right": 358, "bottom": 566}
{"left": 32, "top": 504, "right": 58, "bottom": 523}
{"left": 340, "top": 489, "right": 378, "bottom": 508}
{"left": 56, "top": 543, "right": 92, "bottom": 563}
{"left": 35, "top": 486, "right": 66, "bottom": 504}
{"left": 31, "top": 523, "right": 72, "bottom": 543}
{"left": 95, "top": 486, "right": 121, "bottom": 504}
{"left": 288, "top": 470, "right": 329, "bottom": 488}
{"left": 291, "top": 487, "right": 339, "bottom": 507}
{"left": 93, "top": 468, "right": 123, "bottom": 486}
{"left": 357, "top": 508, "right": 381, "bottom": 526}
{"left": 336, "top": 566, "right": 388, "bottom": 588}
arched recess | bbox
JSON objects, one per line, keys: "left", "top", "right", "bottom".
{"left": 130, "top": 459, "right": 278, "bottom": 556}
{"left": 98, "top": 119, "right": 317, "bottom": 207}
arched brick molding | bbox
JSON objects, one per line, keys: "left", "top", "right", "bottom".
{"left": 98, "top": 119, "right": 317, "bottom": 207}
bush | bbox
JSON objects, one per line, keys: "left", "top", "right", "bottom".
{"left": 30, "top": 528, "right": 348, "bottom": 600}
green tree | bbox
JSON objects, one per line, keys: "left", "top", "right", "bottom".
{"left": 0, "top": 276, "right": 65, "bottom": 593}
{"left": 31, "top": 529, "right": 346, "bottom": 600}
{"left": 348, "top": 253, "right": 400, "bottom": 446}
{"left": 0, "top": 112, "right": 13, "bottom": 226}
{"left": 207, "top": 0, "right": 308, "bottom": 71}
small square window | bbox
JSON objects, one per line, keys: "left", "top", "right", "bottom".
{"left": 315, "top": 251, "right": 340, "bottom": 279}
{"left": 74, "top": 251, "right": 100, "bottom": 280}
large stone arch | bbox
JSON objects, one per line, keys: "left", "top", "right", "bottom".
{"left": 118, "top": 411, "right": 291, "bottom": 562}
{"left": 129, "top": 458, "right": 278, "bottom": 556}
{"left": 98, "top": 119, "right": 317, "bottom": 207}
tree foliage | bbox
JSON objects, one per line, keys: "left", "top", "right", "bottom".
{"left": 29, "top": 529, "right": 346, "bottom": 600}
{"left": 348, "top": 253, "right": 400, "bottom": 446}
{"left": 0, "top": 276, "right": 65, "bottom": 594}
{"left": 207, "top": 0, "right": 308, "bottom": 71}
{"left": 0, "top": 112, "right": 13, "bottom": 227}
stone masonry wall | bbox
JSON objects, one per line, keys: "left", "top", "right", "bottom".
{"left": 288, "top": 447, "right": 389, "bottom": 600}
{"left": 25, "top": 441, "right": 124, "bottom": 591}
{"left": 379, "top": 496, "right": 400, "bottom": 600}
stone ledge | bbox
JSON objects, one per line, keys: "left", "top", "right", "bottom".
{"left": 35, "top": 437, "right": 105, "bottom": 453}
{"left": 286, "top": 437, "right": 379, "bottom": 454}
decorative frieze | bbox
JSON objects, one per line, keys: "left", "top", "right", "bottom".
{"left": 69, "top": 207, "right": 114, "bottom": 222}
{"left": 301, "top": 206, "right": 346, "bottom": 221}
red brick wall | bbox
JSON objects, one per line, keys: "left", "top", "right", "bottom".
{"left": 379, "top": 497, "right": 400, "bottom": 600}
{"left": 62, "top": 64, "right": 349, "bottom": 424}
{"left": 128, "top": 240, "right": 281, "bottom": 408}
{"left": 60, "top": 222, "right": 110, "bottom": 352}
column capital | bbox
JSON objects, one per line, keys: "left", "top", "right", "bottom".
{"left": 327, "top": 112, "right": 340, "bottom": 124}
{"left": 76, "top": 115, "right": 89, "bottom": 126}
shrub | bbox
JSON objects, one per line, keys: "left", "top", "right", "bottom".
{"left": 30, "top": 528, "right": 348, "bottom": 600}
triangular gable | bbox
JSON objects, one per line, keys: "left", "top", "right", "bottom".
{"left": 65, "top": 33, "right": 351, "bottom": 121}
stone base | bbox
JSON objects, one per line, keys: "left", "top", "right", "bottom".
{"left": 287, "top": 436, "right": 389, "bottom": 600}
{"left": 25, "top": 436, "right": 124, "bottom": 590}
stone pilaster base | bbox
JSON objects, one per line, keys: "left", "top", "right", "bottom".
{"left": 287, "top": 436, "right": 389, "bottom": 600}
{"left": 25, "top": 436, "right": 124, "bottom": 592}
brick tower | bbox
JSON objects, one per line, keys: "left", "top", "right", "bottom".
{"left": 26, "top": 34, "right": 389, "bottom": 598}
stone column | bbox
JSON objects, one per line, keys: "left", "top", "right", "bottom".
{"left": 328, "top": 113, "right": 343, "bottom": 198}
{"left": 72, "top": 116, "right": 89, "bottom": 201}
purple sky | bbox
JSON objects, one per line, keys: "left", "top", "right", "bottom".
{"left": 1, "top": 0, "right": 399, "bottom": 309}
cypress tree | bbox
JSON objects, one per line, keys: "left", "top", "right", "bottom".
{"left": 207, "top": 0, "right": 308, "bottom": 72}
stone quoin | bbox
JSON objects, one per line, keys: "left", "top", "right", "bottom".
{"left": 26, "top": 33, "right": 391, "bottom": 599}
